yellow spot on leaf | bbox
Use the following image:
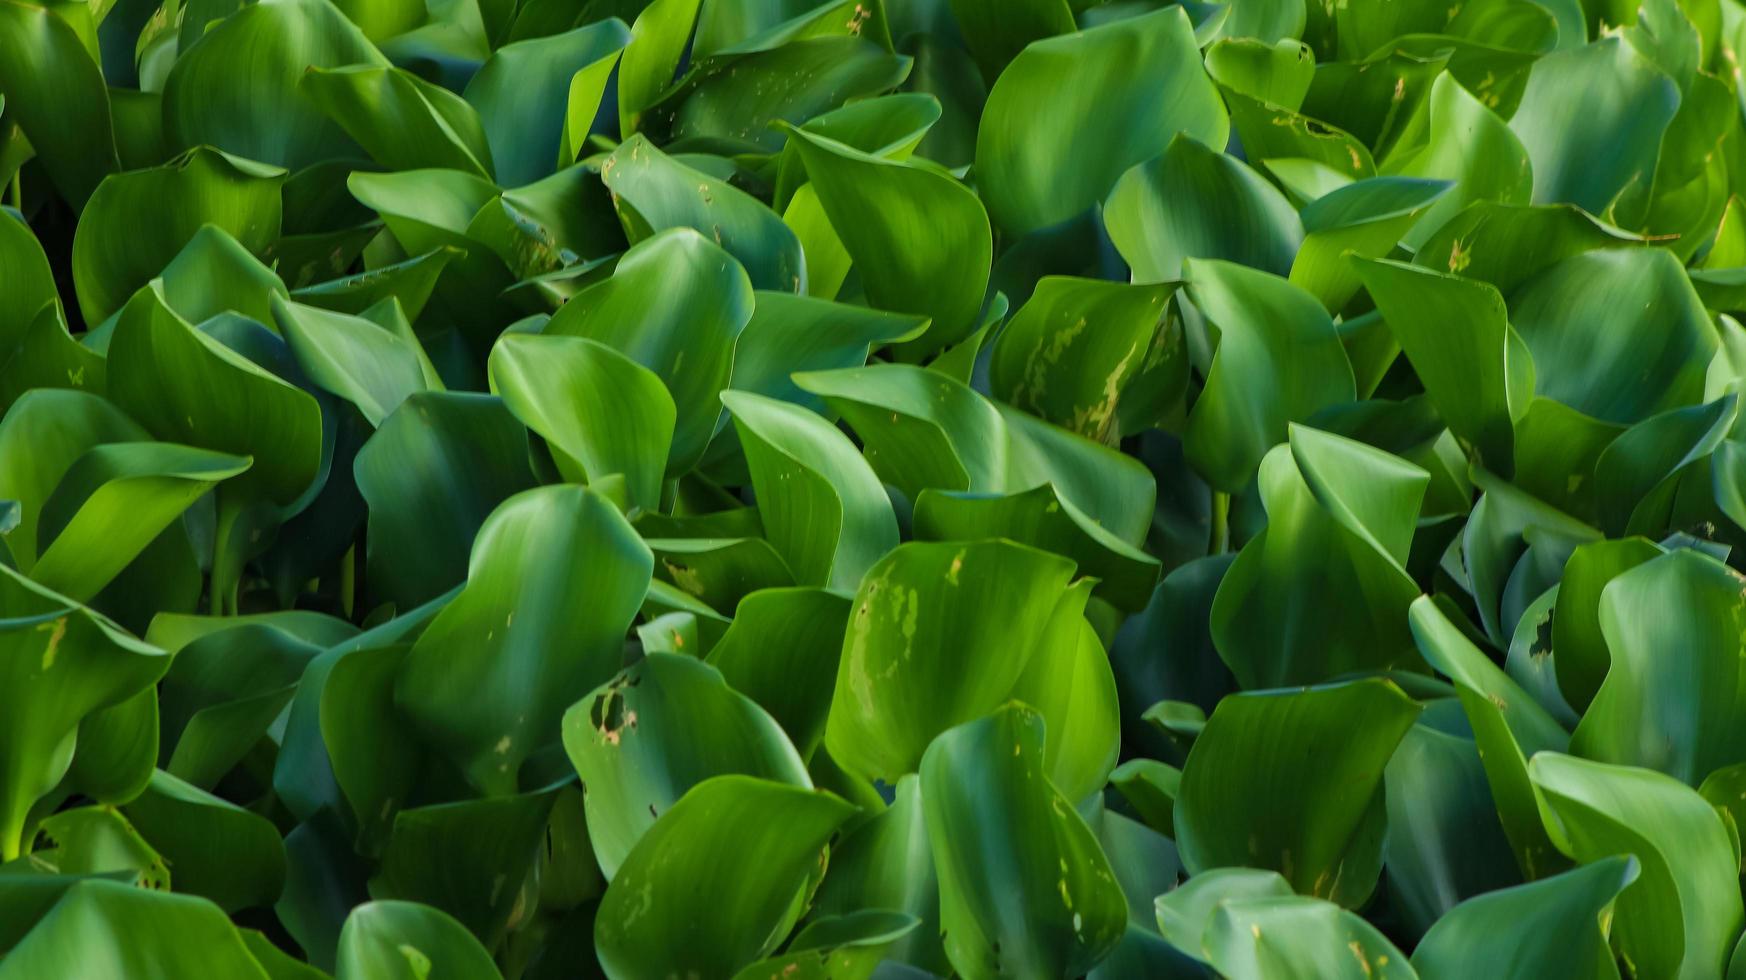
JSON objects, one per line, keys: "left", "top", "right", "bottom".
{"left": 39, "top": 618, "right": 67, "bottom": 670}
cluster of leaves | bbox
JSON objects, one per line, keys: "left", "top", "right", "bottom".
{"left": 6, "top": 0, "right": 1746, "bottom": 975}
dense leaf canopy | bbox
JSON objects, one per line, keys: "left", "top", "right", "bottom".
{"left": 3, "top": 0, "right": 1746, "bottom": 975}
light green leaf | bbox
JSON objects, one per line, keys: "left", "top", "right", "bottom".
{"left": 788, "top": 128, "right": 991, "bottom": 355}
{"left": 989, "top": 276, "right": 1184, "bottom": 443}
{"left": 920, "top": 703, "right": 1127, "bottom": 979}
{"left": 162, "top": 0, "right": 387, "bottom": 170}
{"left": 108, "top": 283, "right": 320, "bottom": 509}
{"left": 1530, "top": 753, "right": 1744, "bottom": 980}
{"left": 1175, "top": 679, "right": 1422, "bottom": 908}
{"left": 1411, "top": 856, "right": 1637, "bottom": 980}
{"left": 545, "top": 227, "right": 753, "bottom": 471}
{"left": 1572, "top": 548, "right": 1746, "bottom": 784}
{"left": 824, "top": 539, "right": 1077, "bottom": 781}
{"left": 602, "top": 135, "right": 805, "bottom": 292}
{"left": 336, "top": 901, "right": 502, "bottom": 980}
{"left": 595, "top": 775, "right": 857, "bottom": 979}
{"left": 72, "top": 148, "right": 286, "bottom": 327}
{"left": 490, "top": 333, "right": 676, "bottom": 513}
{"left": 976, "top": 7, "right": 1227, "bottom": 233}
{"left": 1183, "top": 259, "right": 1355, "bottom": 493}
{"left": 1105, "top": 133, "right": 1303, "bottom": 283}
{"left": 300, "top": 65, "right": 493, "bottom": 178}
{"left": 0, "top": 880, "right": 268, "bottom": 979}
{"left": 562, "top": 652, "right": 811, "bottom": 879}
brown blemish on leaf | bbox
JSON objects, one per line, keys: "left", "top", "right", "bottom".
{"left": 1448, "top": 238, "right": 1471, "bottom": 273}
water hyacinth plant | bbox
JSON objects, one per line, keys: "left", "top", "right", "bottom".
{"left": 3, "top": 0, "right": 1746, "bottom": 976}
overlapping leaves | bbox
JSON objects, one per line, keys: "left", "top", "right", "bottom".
{"left": 3, "top": 0, "right": 1746, "bottom": 975}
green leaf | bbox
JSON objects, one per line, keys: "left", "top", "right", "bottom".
{"left": 0, "top": 390, "right": 146, "bottom": 574}
{"left": 1551, "top": 537, "right": 1664, "bottom": 714}
{"left": 466, "top": 164, "right": 625, "bottom": 282}
{"left": 273, "top": 295, "right": 436, "bottom": 428}
{"left": 30, "top": 443, "right": 251, "bottom": 603}
{"left": 1198, "top": 894, "right": 1413, "bottom": 979}
{"left": 152, "top": 618, "right": 328, "bottom": 790}
{"left": 1225, "top": 92, "right": 1375, "bottom": 180}
{"left": 1382, "top": 72, "right": 1533, "bottom": 250}
{"left": 152, "top": 224, "right": 289, "bottom": 330}
{"left": 370, "top": 789, "right": 557, "bottom": 945}
{"left": 824, "top": 539, "right": 1077, "bottom": 781}
{"left": 1508, "top": 37, "right": 1680, "bottom": 214}
{"left": 490, "top": 333, "right": 676, "bottom": 513}
{"left": 989, "top": 276, "right": 1184, "bottom": 443}
{"left": 0, "top": 0, "right": 117, "bottom": 208}
{"left": 912, "top": 483, "right": 1160, "bottom": 612}
{"left": 1461, "top": 470, "right": 1601, "bottom": 645}
{"left": 463, "top": 20, "right": 632, "bottom": 187}
{"left": 807, "top": 773, "right": 946, "bottom": 973}
{"left": 1354, "top": 258, "right": 1531, "bottom": 476}
{"left": 787, "top": 128, "right": 991, "bottom": 355}
{"left": 1287, "top": 176, "right": 1450, "bottom": 312}
{"left": 1382, "top": 722, "right": 1520, "bottom": 937}
{"left": 33, "top": 803, "right": 169, "bottom": 889}
{"left": 730, "top": 910, "right": 920, "bottom": 980}
{"left": 0, "top": 880, "right": 268, "bottom": 979}
{"left": 0, "top": 213, "right": 56, "bottom": 354}
{"left": 771, "top": 92, "right": 941, "bottom": 209}
{"left": 109, "top": 283, "right": 321, "bottom": 509}
{"left": 123, "top": 769, "right": 286, "bottom": 913}
{"left": 0, "top": 567, "right": 168, "bottom": 860}
{"left": 795, "top": 363, "right": 1155, "bottom": 541}
{"left": 946, "top": 0, "right": 1073, "bottom": 79}
{"left": 1204, "top": 38, "right": 1316, "bottom": 109}
{"left": 1411, "top": 856, "right": 1638, "bottom": 980}
{"left": 1175, "top": 679, "right": 1422, "bottom": 907}
{"left": 354, "top": 392, "right": 537, "bottom": 608}
{"left": 0, "top": 307, "right": 106, "bottom": 414}
{"left": 289, "top": 248, "right": 458, "bottom": 323}
{"left": 345, "top": 169, "right": 514, "bottom": 337}
{"left": 336, "top": 901, "right": 502, "bottom": 980}
{"left": 562, "top": 652, "right": 811, "bottom": 879}
{"left": 920, "top": 703, "right": 1127, "bottom": 979}
{"left": 545, "top": 227, "right": 753, "bottom": 471}
{"left": 318, "top": 643, "right": 420, "bottom": 854}
{"left": 727, "top": 292, "right": 927, "bottom": 409}
{"left": 618, "top": 0, "right": 703, "bottom": 137}
{"left": 647, "top": 536, "right": 796, "bottom": 613}
{"left": 976, "top": 7, "right": 1227, "bottom": 233}
{"left": 721, "top": 390, "right": 896, "bottom": 591}
{"left": 397, "top": 485, "right": 652, "bottom": 794}
{"left": 162, "top": 0, "right": 387, "bottom": 170}
{"left": 300, "top": 65, "right": 493, "bottom": 177}
{"left": 1407, "top": 596, "right": 1570, "bottom": 879}
{"left": 594, "top": 775, "right": 857, "bottom": 979}
{"left": 1571, "top": 548, "right": 1746, "bottom": 783}
{"left": 1509, "top": 248, "right": 1717, "bottom": 426}
{"left": 1105, "top": 133, "right": 1304, "bottom": 283}
{"left": 705, "top": 586, "right": 853, "bottom": 759}
{"left": 1592, "top": 395, "right": 1738, "bottom": 536}
{"left": 651, "top": 33, "right": 912, "bottom": 156}
{"left": 1008, "top": 581, "right": 1122, "bottom": 803}
{"left": 1211, "top": 426, "right": 1427, "bottom": 687}
{"left": 601, "top": 135, "right": 805, "bottom": 291}
{"left": 1530, "top": 753, "right": 1744, "bottom": 980}
{"left": 72, "top": 148, "right": 286, "bottom": 327}
{"left": 1412, "top": 202, "right": 1641, "bottom": 293}
{"left": 1182, "top": 260, "right": 1356, "bottom": 492}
